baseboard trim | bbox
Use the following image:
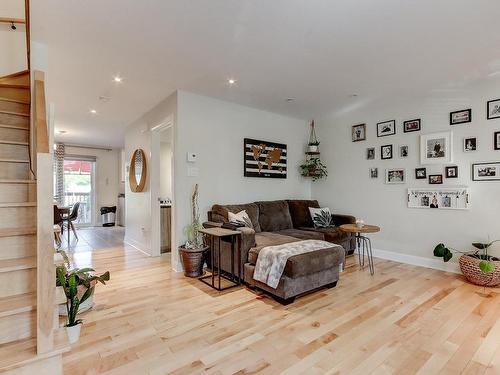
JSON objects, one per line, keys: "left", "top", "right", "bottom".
{"left": 123, "top": 236, "right": 151, "bottom": 257}
{"left": 358, "top": 248, "right": 461, "bottom": 274}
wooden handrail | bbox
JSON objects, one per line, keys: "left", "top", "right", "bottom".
{"left": 25, "top": 0, "right": 30, "bottom": 70}
{"left": 33, "top": 71, "right": 48, "bottom": 153}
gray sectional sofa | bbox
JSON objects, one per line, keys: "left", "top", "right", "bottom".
{"left": 204, "top": 199, "right": 356, "bottom": 304}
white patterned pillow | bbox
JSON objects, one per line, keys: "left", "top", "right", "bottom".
{"left": 309, "top": 207, "right": 334, "bottom": 228}
{"left": 228, "top": 210, "right": 253, "bottom": 229}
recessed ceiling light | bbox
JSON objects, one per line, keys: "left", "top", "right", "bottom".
{"left": 349, "top": 94, "right": 359, "bottom": 98}
{"left": 58, "top": 130, "right": 67, "bottom": 134}
{"left": 286, "top": 98, "right": 295, "bottom": 102}
{"left": 113, "top": 76, "right": 123, "bottom": 83}
{"left": 228, "top": 78, "right": 237, "bottom": 85}
{"left": 90, "top": 109, "right": 97, "bottom": 114}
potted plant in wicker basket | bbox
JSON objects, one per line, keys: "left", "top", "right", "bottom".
{"left": 179, "top": 184, "right": 209, "bottom": 277}
{"left": 433, "top": 240, "right": 500, "bottom": 286}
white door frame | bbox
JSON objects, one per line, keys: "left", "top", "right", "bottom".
{"left": 150, "top": 116, "right": 176, "bottom": 263}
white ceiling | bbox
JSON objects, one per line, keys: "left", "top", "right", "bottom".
{"left": 31, "top": 0, "right": 500, "bottom": 148}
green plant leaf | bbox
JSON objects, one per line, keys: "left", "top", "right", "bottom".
{"left": 472, "top": 242, "right": 489, "bottom": 250}
{"left": 479, "top": 260, "right": 495, "bottom": 273}
{"left": 80, "top": 286, "right": 94, "bottom": 304}
{"left": 443, "top": 249, "right": 453, "bottom": 262}
{"left": 433, "top": 243, "right": 446, "bottom": 257}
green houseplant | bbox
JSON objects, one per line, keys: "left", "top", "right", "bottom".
{"left": 179, "top": 184, "right": 209, "bottom": 277}
{"left": 434, "top": 240, "right": 500, "bottom": 286}
{"left": 300, "top": 157, "right": 328, "bottom": 181}
{"left": 56, "top": 264, "right": 110, "bottom": 343}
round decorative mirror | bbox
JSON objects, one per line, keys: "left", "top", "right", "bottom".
{"left": 129, "top": 149, "right": 147, "bottom": 192}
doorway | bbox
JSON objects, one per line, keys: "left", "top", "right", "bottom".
{"left": 62, "top": 157, "right": 96, "bottom": 226}
{"left": 150, "top": 117, "right": 176, "bottom": 265}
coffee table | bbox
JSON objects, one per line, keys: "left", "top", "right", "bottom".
{"left": 340, "top": 224, "right": 380, "bottom": 275}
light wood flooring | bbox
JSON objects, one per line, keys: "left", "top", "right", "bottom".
{"left": 62, "top": 228, "right": 500, "bottom": 374}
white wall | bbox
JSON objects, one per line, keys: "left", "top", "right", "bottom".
{"left": 174, "top": 91, "right": 310, "bottom": 270}
{"left": 313, "top": 77, "right": 500, "bottom": 271}
{"left": 160, "top": 127, "right": 173, "bottom": 200}
{"left": 124, "top": 90, "right": 310, "bottom": 268}
{"left": 0, "top": 0, "right": 27, "bottom": 76}
{"left": 65, "top": 146, "right": 120, "bottom": 225}
{"left": 124, "top": 92, "right": 177, "bottom": 256}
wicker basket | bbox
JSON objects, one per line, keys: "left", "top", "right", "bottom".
{"left": 459, "top": 255, "right": 500, "bottom": 287}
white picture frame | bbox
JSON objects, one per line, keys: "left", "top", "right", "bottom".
{"left": 420, "top": 131, "right": 453, "bottom": 165}
{"left": 408, "top": 187, "right": 470, "bottom": 210}
{"left": 385, "top": 168, "right": 406, "bottom": 184}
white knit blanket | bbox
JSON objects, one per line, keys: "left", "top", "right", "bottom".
{"left": 253, "top": 239, "right": 336, "bottom": 289}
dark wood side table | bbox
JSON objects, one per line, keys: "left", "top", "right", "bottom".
{"left": 340, "top": 224, "right": 380, "bottom": 275}
{"left": 198, "top": 227, "right": 241, "bottom": 291}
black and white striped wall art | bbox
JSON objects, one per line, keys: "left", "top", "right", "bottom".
{"left": 243, "top": 138, "right": 287, "bottom": 179}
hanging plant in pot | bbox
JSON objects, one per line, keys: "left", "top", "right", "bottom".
{"left": 306, "top": 120, "right": 321, "bottom": 154}
{"left": 300, "top": 157, "right": 328, "bottom": 181}
{"left": 179, "top": 184, "right": 209, "bottom": 277}
{"left": 56, "top": 264, "right": 110, "bottom": 344}
{"left": 433, "top": 240, "right": 500, "bottom": 286}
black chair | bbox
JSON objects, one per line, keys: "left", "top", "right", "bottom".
{"left": 53, "top": 205, "right": 64, "bottom": 248}
{"left": 64, "top": 202, "right": 80, "bottom": 245}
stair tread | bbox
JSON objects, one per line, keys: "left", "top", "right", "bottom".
{"left": 0, "top": 256, "right": 36, "bottom": 273}
{"left": 0, "top": 123, "right": 29, "bottom": 130}
{"left": 0, "top": 202, "right": 36, "bottom": 207}
{"left": 0, "top": 158, "right": 29, "bottom": 163}
{"left": 0, "top": 331, "right": 70, "bottom": 371}
{"left": 0, "top": 97, "right": 29, "bottom": 105}
{"left": 0, "top": 179, "right": 35, "bottom": 184}
{"left": 0, "top": 227, "right": 36, "bottom": 237}
{"left": 0, "top": 110, "right": 30, "bottom": 117}
{"left": 0, "top": 140, "right": 29, "bottom": 146}
{"left": 0, "top": 83, "right": 30, "bottom": 89}
{"left": 0, "top": 292, "right": 36, "bottom": 318}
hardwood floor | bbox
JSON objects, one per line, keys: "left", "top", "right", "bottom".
{"left": 62, "top": 228, "right": 500, "bottom": 374}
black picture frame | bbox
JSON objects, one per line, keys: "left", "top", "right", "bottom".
{"left": 472, "top": 162, "right": 500, "bottom": 181}
{"left": 445, "top": 166, "right": 458, "bottom": 178}
{"left": 243, "top": 138, "right": 287, "bottom": 179}
{"left": 403, "top": 119, "right": 421, "bottom": 133}
{"left": 381, "top": 144, "right": 393, "bottom": 160}
{"left": 352, "top": 124, "right": 366, "bottom": 142}
{"left": 495, "top": 131, "right": 500, "bottom": 150}
{"left": 487, "top": 99, "right": 500, "bottom": 120}
{"left": 366, "top": 147, "right": 375, "bottom": 160}
{"left": 450, "top": 109, "right": 471, "bottom": 125}
{"left": 377, "top": 120, "right": 396, "bottom": 137}
{"left": 415, "top": 168, "right": 427, "bottom": 179}
{"left": 429, "top": 174, "right": 443, "bottom": 184}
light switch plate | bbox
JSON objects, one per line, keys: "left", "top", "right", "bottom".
{"left": 187, "top": 167, "right": 199, "bottom": 177}
{"left": 187, "top": 152, "right": 197, "bottom": 162}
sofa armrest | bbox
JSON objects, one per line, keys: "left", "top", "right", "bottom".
{"left": 332, "top": 214, "right": 356, "bottom": 226}
{"left": 203, "top": 221, "right": 223, "bottom": 228}
{"left": 237, "top": 227, "right": 256, "bottom": 263}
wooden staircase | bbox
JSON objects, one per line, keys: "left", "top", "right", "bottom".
{"left": 0, "top": 71, "right": 69, "bottom": 374}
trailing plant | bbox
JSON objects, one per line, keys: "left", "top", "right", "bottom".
{"left": 300, "top": 157, "right": 328, "bottom": 181}
{"left": 184, "top": 183, "right": 204, "bottom": 249}
{"left": 433, "top": 240, "right": 499, "bottom": 273}
{"left": 308, "top": 141, "right": 320, "bottom": 146}
{"left": 56, "top": 264, "right": 110, "bottom": 327}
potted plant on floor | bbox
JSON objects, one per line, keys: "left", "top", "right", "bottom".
{"left": 57, "top": 264, "right": 110, "bottom": 343}
{"left": 179, "top": 184, "right": 209, "bottom": 277}
{"left": 433, "top": 240, "right": 500, "bottom": 286}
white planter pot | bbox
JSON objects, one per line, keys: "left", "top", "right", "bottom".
{"left": 59, "top": 295, "right": 94, "bottom": 316}
{"left": 66, "top": 323, "right": 82, "bottom": 344}
{"left": 308, "top": 145, "right": 319, "bottom": 153}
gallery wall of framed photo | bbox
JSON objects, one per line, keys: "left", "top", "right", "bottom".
{"left": 311, "top": 77, "right": 500, "bottom": 261}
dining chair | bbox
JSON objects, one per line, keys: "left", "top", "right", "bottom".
{"left": 65, "top": 202, "right": 81, "bottom": 245}
{"left": 53, "top": 205, "right": 64, "bottom": 248}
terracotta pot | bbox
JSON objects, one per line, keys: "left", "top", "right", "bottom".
{"left": 179, "top": 245, "right": 209, "bottom": 277}
{"left": 459, "top": 254, "right": 500, "bottom": 287}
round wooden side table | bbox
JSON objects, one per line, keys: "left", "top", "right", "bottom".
{"left": 340, "top": 224, "right": 380, "bottom": 275}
